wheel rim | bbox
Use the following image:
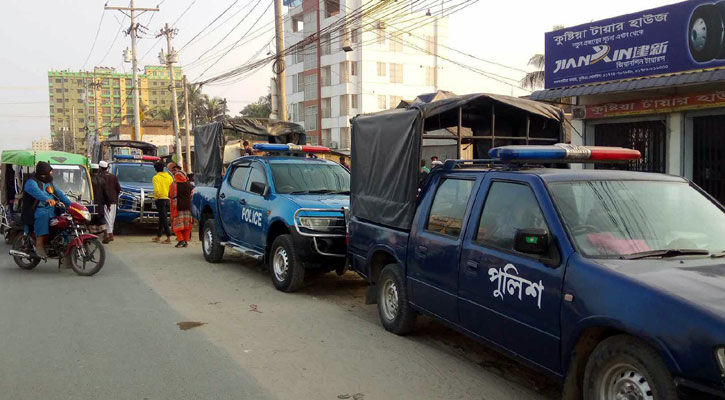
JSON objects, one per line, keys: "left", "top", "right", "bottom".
{"left": 380, "top": 278, "right": 399, "bottom": 321}
{"left": 598, "top": 363, "right": 654, "bottom": 400}
{"left": 203, "top": 228, "right": 213, "bottom": 254}
{"left": 272, "top": 247, "right": 289, "bottom": 282}
{"left": 691, "top": 18, "right": 708, "bottom": 52}
{"left": 72, "top": 240, "right": 102, "bottom": 271}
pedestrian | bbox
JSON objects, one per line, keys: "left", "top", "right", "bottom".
{"left": 170, "top": 171, "right": 193, "bottom": 248}
{"left": 242, "top": 140, "right": 254, "bottom": 156}
{"left": 418, "top": 160, "right": 430, "bottom": 189}
{"left": 99, "top": 160, "right": 120, "bottom": 243}
{"left": 339, "top": 155, "right": 350, "bottom": 171}
{"left": 88, "top": 164, "right": 108, "bottom": 240}
{"left": 431, "top": 160, "right": 444, "bottom": 169}
{"left": 431, "top": 156, "right": 439, "bottom": 163}
{"left": 152, "top": 161, "right": 173, "bottom": 244}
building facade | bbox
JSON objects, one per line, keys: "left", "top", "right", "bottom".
{"left": 110, "top": 121, "right": 176, "bottom": 156}
{"left": 284, "top": 0, "right": 448, "bottom": 148}
{"left": 47, "top": 65, "right": 183, "bottom": 154}
{"left": 31, "top": 137, "right": 52, "bottom": 152}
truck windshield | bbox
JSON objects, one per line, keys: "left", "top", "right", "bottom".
{"left": 115, "top": 164, "right": 158, "bottom": 183}
{"left": 270, "top": 163, "right": 350, "bottom": 194}
{"left": 548, "top": 180, "right": 725, "bottom": 258}
{"left": 51, "top": 165, "right": 91, "bottom": 203}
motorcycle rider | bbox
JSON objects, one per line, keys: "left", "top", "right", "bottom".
{"left": 21, "top": 161, "right": 71, "bottom": 258}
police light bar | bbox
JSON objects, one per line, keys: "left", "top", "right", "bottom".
{"left": 489, "top": 144, "right": 641, "bottom": 162}
{"left": 113, "top": 154, "right": 161, "bottom": 161}
{"left": 253, "top": 143, "right": 330, "bottom": 154}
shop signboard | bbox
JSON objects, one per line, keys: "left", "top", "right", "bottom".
{"left": 573, "top": 91, "right": 725, "bottom": 119}
{"left": 545, "top": 0, "right": 725, "bottom": 89}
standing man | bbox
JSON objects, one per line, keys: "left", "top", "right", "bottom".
{"left": 242, "top": 141, "right": 254, "bottom": 156}
{"left": 152, "top": 161, "right": 173, "bottom": 244}
{"left": 99, "top": 161, "right": 120, "bottom": 243}
{"left": 89, "top": 164, "right": 108, "bottom": 241}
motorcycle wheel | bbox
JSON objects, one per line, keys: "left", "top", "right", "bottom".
{"left": 12, "top": 236, "right": 40, "bottom": 270}
{"left": 69, "top": 238, "right": 105, "bottom": 276}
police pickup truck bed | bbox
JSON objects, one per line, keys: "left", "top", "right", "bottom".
{"left": 192, "top": 155, "right": 349, "bottom": 292}
{"left": 348, "top": 155, "right": 725, "bottom": 399}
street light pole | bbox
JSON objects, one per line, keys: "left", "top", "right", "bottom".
{"left": 273, "top": 0, "right": 287, "bottom": 121}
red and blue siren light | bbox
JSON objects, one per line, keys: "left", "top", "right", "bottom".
{"left": 489, "top": 144, "right": 641, "bottom": 162}
{"left": 253, "top": 143, "right": 330, "bottom": 154}
{"left": 113, "top": 154, "right": 161, "bottom": 161}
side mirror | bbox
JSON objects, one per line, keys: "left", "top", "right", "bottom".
{"left": 514, "top": 228, "right": 550, "bottom": 255}
{"left": 250, "top": 181, "right": 267, "bottom": 196}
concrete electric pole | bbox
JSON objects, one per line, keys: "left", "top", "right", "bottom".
{"left": 71, "top": 106, "right": 77, "bottom": 154}
{"left": 158, "top": 23, "right": 183, "bottom": 169}
{"left": 183, "top": 75, "right": 192, "bottom": 172}
{"left": 273, "top": 0, "right": 287, "bottom": 121}
{"left": 105, "top": 1, "right": 159, "bottom": 141}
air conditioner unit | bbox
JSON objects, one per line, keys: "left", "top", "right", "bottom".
{"left": 572, "top": 106, "right": 586, "bottom": 120}
{"left": 330, "top": 141, "right": 339, "bottom": 149}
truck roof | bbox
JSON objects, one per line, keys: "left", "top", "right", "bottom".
{"left": 444, "top": 166, "right": 686, "bottom": 183}
{"left": 232, "top": 155, "right": 339, "bottom": 166}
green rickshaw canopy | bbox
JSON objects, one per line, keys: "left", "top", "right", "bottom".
{"left": 1, "top": 150, "right": 90, "bottom": 168}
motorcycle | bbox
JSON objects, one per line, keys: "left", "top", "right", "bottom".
{"left": 9, "top": 201, "right": 105, "bottom": 276}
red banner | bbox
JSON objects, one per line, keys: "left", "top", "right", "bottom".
{"left": 583, "top": 91, "right": 725, "bottom": 119}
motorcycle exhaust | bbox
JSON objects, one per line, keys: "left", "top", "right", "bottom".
{"left": 9, "top": 250, "right": 31, "bottom": 258}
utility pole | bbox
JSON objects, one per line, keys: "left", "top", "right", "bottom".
{"left": 71, "top": 106, "right": 77, "bottom": 154}
{"left": 273, "top": 0, "right": 287, "bottom": 121}
{"left": 105, "top": 1, "right": 159, "bottom": 141}
{"left": 158, "top": 23, "right": 183, "bottom": 169}
{"left": 183, "top": 75, "right": 192, "bottom": 172}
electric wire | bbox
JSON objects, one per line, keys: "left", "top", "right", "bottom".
{"left": 178, "top": 0, "right": 241, "bottom": 51}
{"left": 82, "top": 7, "right": 108, "bottom": 69}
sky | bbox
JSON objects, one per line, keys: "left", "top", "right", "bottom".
{"left": 0, "top": 0, "right": 678, "bottom": 151}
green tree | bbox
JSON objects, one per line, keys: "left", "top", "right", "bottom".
{"left": 203, "top": 96, "right": 228, "bottom": 122}
{"left": 520, "top": 25, "right": 565, "bottom": 90}
{"left": 239, "top": 94, "right": 272, "bottom": 118}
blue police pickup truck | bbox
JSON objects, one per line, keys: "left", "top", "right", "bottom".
{"left": 348, "top": 146, "right": 725, "bottom": 399}
{"left": 192, "top": 145, "right": 350, "bottom": 292}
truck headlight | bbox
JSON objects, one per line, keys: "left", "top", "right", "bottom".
{"left": 299, "top": 217, "right": 343, "bottom": 231}
{"left": 717, "top": 348, "right": 725, "bottom": 376}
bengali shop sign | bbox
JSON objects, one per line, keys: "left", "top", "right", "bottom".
{"left": 579, "top": 91, "right": 725, "bottom": 119}
{"left": 545, "top": 0, "right": 725, "bottom": 89}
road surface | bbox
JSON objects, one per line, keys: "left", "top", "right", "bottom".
{"left": 0, "top": 232, "right": 561, "bottom": 399}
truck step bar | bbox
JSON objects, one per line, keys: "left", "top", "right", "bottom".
{"left": 220, "top": 242, "right": 264, "bottom": 261}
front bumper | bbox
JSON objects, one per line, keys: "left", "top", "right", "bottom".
{"left": 289, "top": 230, "right": 347, "bottom": 267}
{"left": 292, "top": 208, "right": 347, "bottom": 258}
{"left": 675, "top": 377, "right": 725, "bottom": 399}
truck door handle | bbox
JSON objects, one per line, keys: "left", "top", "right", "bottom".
{"left": 418, "top": 245, "right": 427, "bottom": 254}
{"left": 219, "top": 193, "right": 226, "bottom": 200}
{"left": 466, "top": 260, "right": 479, "bottom": 272}
{"left": 239, "top": 199, "right": 247, "bottom": 205}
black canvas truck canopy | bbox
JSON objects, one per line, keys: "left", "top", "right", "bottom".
{"left": 193, "top": 118, "right": 306, "bottom": 187}
{"left": 350, "top": 91, "right": 565, "bottom": 230}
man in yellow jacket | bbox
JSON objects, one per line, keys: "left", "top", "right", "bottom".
{"left": 152, "top": 161, "right": 174, "bottom": 243}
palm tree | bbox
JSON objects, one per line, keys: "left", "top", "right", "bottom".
{"left": 520, "top": 25, "right": 565, "bottom": 90}
{"left": 203, "top": 96, "right": 228, "bottom": 122}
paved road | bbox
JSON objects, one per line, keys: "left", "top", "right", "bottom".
{"left": 0, "top": 233, "right": 561, "bottom": 400}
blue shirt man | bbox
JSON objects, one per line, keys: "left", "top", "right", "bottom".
{"left": 23, "top": 162, "right": 71, "bottom": 257}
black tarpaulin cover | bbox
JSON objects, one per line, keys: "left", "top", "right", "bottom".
{"left": 193, "top": 118, "right": 306, "bottom": 187}
{"left": 351, "top": 109, "right": 422, "bottom": 230}
{"left": 351, "top": 91, "right": 563, "bottom": 230}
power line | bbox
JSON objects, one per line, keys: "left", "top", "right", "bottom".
{"left": 82, "top": 6, "right": 108, "bottom": 70}
{"left": 138, "top": 0, "right": 197, "bottom": 63}
{"left": 178, "top": 0, "right": 241, "bottom": 51}
{"left": 97, "top": 14, "right": 127, "bottom": 66}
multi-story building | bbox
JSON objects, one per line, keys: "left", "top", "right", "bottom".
{"left": 284, "top": 0, "right": 448, "bottom": 148}
{"left": 31, "top": 137, "right": 52, "bottom": 151}
{"left": 47, "top": 65, "right": 183, "bottom": 154}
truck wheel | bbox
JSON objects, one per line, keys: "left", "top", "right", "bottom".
{"left": 377, "top": 264, "right": 417, "bottom": 335}
{"left": 269, "top": 234, "right": 305, "bottom": 292}
{"left": 583, "top": 335, "right": 677, "bottom": 400}
{"left": 202, "top": 219, "right": 225, "bottom": 263}
{"left": 689, "top": 4, "right": 722, "bottom": 62}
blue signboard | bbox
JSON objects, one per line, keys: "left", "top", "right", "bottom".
{"left": 545, "top": 0, "right": 725, "bottom": 89}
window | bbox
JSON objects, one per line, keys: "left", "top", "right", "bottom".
{"left": 339, "top": 95, "right": 349, "bottom": 115}
{"left": 304, "top": 74, "right": 317, "bottom": 100}
{"left": 322, "top": 129, "right": 332, "bottom": 146}
{"left": 339, "top": 62, "right": 349, "bottom": 83}
{"left": 55, "top": 78, "right": 62, "bottom": 84}
{"left": 304, "top": 106, "right": 318, "bottom": 131}
{"left": 389, "top": 96, "right": 402, "bottom": 108}
{"left": 376, "top": 62, "right": 386, "bottom": 76}
{"left": 64, "top": 88, "right": 69, "bottom": 92}
{"left": 321, "top": 98, "right": 331, "bottom": 118}
{"left": 426, "top": 35, "right": 435, "bottom": 54}
{"left": 102, "top": 89, "right": 110, "bottom": 95}
{"left": 351, "top": 28, "right": 360, "bottom": 44}
{"left": 77, "top": 89, "right": 84, "bottom": 94}
{"left": 229, "top": 165, "right": 250, "bottom": 190}
{"left": 321, "top": 66, "right": 331, "bottom": 87}
{"left": 55, "top": 88, "right": 62, "bottom": 93}
{"left": 57, "top": 98, "right": 64, "bottom": 103}
{"left": 377, "top": 26, "right": 385, "bottom": 44}
{"left": 377, "top": 95, "right": 386, "bottom": 110}
{"left": 325, "top": 0, "right": 340, "bottom": 18}
{"left": 390, "top": 63, "right": 403, "bottom": 83}
{"left": 321, "top": 33, "right": 331, "bottom": 56}
{"left": 477, "top": 182, "right": 547, "bottom": 251}
{"left": 245, "top": 163, "right": 267, "bottom": 193}
{"left": 125, "top": 78, "right": 132, "bottom": 86}
{"left": 297, "top": 73, "right": 305, "bottom": 92}
{"left": 426, "top": 179, "right": 475, "bottom": 237}
{"left": 292, "top": 14, "right": 304, "bottom": 32}
{"left": 350, "top": 94, "right": 358, "bottom": 109}
{"left": 426, "top": 67, "right": 435, "bottom": 86}
{"left": 289, "top": 102, "right": 298, "bottom": 122}
{"left": 295, "top": 49, "right": 304, "bottom": 64}
{"left": 103, "top": 116, "right": 111, "bottom": 124}
{"left": 350, "top": 61, "right": 358, "bottom": 76}
{"left": 78, "top": 118, "right": 84, "bottom": 123}
{"left": 389, "top": 33, "right": 403, "bottom": 52}
{"left": 77, "top": 98, "right": 83, "bottom": 104}
{"left": 114, "top": 98, "right": 121, "bottom": 104}
{"left": 340, "top": 127, "right": 350, "bottom": 148}
{"left": 270, "top": 163, "right": 349, "bottom": 194}
{"left": 152, "top": 100, "right": 158, "bottom": 105}
{"left": 304, "top": 45, "right": 317, "bottom": 69}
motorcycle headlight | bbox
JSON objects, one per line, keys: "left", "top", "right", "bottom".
{"left": 81, "top": 210, "right": 92, "bottom": 222}
{"left": 716, "top": 348, "right": 725, "bottom": 376}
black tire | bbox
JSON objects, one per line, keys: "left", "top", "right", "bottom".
{"left": 12, "top": 235, "right": 40, "bottom": 270}
{"left": 716, "top": 1, "right": 725, "bottom": 59}
{"left": 201, "top": 219, "right": 225, "bottom": 263}
{"left": 689, "top": 4, "right": 722, "bottom": 63}
{"left": 583, "top": 335, "right": 677, "bottom": 400}
{"left": 70, "top": 238, "right": 105, "bottom": 276}
{"left": 269, "top": 234, "right": 305, "bottom": 292}
{"left": 377, "top": 264, "right": 417, "bottom": 335}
